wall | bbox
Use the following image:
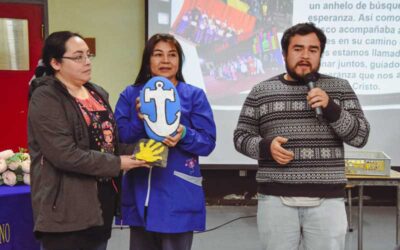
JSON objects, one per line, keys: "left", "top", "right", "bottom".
{"left": 48, "top": 0, "right": 145, "bottom": 107}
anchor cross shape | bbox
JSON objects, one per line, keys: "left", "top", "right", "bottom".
{"left": 143, "top": 81, "right": 180, "bottom": 137}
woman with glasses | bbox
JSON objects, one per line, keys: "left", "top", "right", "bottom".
{"left": 114, "top": 33, "right": 216, "bottom": 250}
{"left": 28, "top": 31, "right": 148, "bottom": 250}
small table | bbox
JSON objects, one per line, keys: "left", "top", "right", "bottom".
{"left": 347, "top": 169, "right": 400, "bottom": 250}
{"left": 0, "top": 185, "right": 39, "bottom": 250}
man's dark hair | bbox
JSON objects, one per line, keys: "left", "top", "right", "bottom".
{"left": 134, "top": 33, "right": 185, "bottom": 86}
{"left": 281, "top": 22, "right": 326, "bottom": 56}
{"left": 41, "top": 31, "right": 83, "bottom": 75}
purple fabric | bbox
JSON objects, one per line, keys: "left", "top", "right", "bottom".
{"left": 0, "top": 185, "right": 39, "bottom": 250}
{"left": 0, "top": 185, "right": 30, "bottom": 197}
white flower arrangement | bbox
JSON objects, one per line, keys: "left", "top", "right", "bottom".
{"left": 0, "top": 159, "right": 7, "bottom": 173}
{"left": 0, "top": 148, "right": 31, "bottom": 186}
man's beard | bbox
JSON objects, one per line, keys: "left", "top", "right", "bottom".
{"left": 285, "top": 61, "right": 320, "bottom": 82}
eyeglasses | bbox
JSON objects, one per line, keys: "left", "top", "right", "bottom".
{"left": 62, "top": 54, "right": 94, "bottom": 64}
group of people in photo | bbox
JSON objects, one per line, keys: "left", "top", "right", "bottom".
{"left": 169, "top": 0, "right": 293, "bottom": 101}
{"left": 174, "top": 8, "right": 241, "bottom": 46}
{"left": 205, "top": 54, "right": 265, "bottom": 81}
{"left": 28, "top": 22, "right": 370, "bottom": 250}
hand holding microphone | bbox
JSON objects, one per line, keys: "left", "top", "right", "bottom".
{"left": 304, "top": 73, "right": 328, "bottom": 122}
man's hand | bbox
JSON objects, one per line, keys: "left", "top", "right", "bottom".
{"left": 270, "top": 136, "right": 294, "bottom": 165}
{"left": 307, "top": 87, "right": 329, "bottom": 109}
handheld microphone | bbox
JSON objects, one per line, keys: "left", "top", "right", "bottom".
{"left": 304, "top": 73, "right": 323, "bottom": 122}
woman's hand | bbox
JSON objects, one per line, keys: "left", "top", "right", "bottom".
{"left": 135, "top": 97, "right": 144, "bottom": 120}
{"left": 163, "top": 125, "right": 185, "bottom": 147}
{"left": 120, "top": 155, "right": 149, "bottom": 171}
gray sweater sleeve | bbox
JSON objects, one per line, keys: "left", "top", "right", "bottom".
{"left": 327, "top": 80, "right": 370, "bottom": 148}
{"left": 233, "top": 86, "right": 266, "bottom": 160}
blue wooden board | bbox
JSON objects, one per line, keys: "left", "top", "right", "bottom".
{"left": 140, "top": 76, "right": 181, "bottom": 141}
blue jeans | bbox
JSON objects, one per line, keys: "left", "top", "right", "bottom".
{"left": 257, "top": 194, "right": 347, "bottom": 250}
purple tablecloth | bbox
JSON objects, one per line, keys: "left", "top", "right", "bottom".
{"left": 0, "top": 185, "right": 39, "bottom": 250}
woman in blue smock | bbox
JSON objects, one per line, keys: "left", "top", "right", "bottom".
{"left": 115, "top": 33, "right": 216, "bottom": 250}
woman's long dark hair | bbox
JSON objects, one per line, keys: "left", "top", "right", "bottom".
{"left": 134, "top": 33, "right": 185, "bottom": 86}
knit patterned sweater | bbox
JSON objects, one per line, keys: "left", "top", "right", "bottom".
{"left": 234, "top": 73, "right": 370, "bottom": 197}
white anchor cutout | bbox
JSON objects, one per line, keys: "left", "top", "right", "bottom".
{"left": 142, "top": 80, "right": 181, "bottom": 137}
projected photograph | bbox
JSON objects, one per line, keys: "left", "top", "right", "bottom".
{"left": 148, "top": 0, "right": 400, "bottom": 166}
{"left": 148, "top": 0, "right": 293, "bottom": 106}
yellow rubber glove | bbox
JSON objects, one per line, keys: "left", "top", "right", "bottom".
{"left": 135, "top": 139, "right": 165, "bottom": 162}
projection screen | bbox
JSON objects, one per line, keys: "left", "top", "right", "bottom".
{"left": 147, "top": 0, "right": 400, "bottom": 166}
